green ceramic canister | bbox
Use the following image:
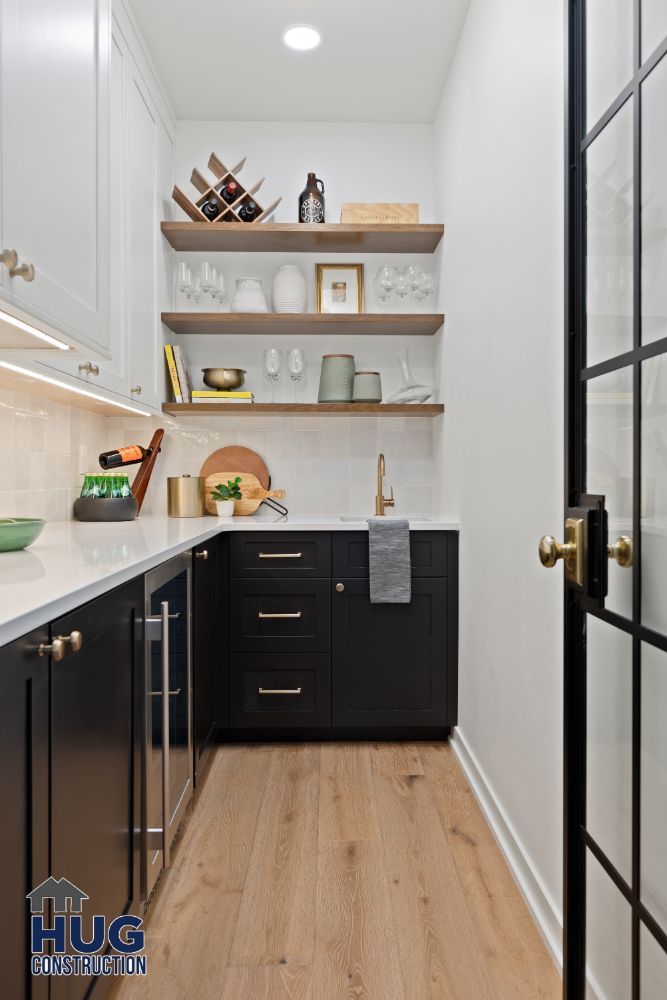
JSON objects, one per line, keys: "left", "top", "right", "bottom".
{"left": 317, "top": 354, "right": 355, "bottom": 403}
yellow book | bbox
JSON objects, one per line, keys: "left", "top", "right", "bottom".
{"left": 164, "top": 345, "right": 182, "bottom": 403}
{"left": 191, "top": 390, "right": 253, "bottom": 398}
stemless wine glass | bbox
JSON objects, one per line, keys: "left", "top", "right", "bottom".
{"left": 287, "top": 348, "right": 306, "bottom": 402}
{"left": 263, "top": 347, "right": 282, "bottom": 403}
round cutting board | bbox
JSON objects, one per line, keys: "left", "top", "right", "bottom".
{"left": 200, "top": 446, "right": 270, "bottom": 489}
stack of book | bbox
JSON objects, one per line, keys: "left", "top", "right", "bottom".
{"left": 191, "top": 390, "right": 255, "bottom": 404}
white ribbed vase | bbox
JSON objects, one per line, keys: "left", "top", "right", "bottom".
{"left": 231, "top": 277, "right": 268, "bottom": 313}
{"left": 272, "top": 265, "right": 306, "bottom": 313}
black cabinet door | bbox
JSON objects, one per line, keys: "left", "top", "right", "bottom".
{"left": 332, "top": 578, "right": 450, "bottom": 727}
{"left": 0, "top": 628, "right": 49, "bottom": 1000}
{"left": 50, "top": 577, "right": 142, "bottom": 1000}
{"left": 193, "top": 536, "right": 223, "bottom": 781}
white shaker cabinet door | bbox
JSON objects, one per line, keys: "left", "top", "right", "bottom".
{"left": 0, "top": 0, "right": 111, "bottom": 354}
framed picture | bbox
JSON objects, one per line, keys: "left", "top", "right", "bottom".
{"left": 316, "top": 263, "right": 364, "bottom": 314}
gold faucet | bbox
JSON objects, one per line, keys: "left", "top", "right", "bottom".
{"left": 375, "top": 453, "right": 395, "bottom": 516}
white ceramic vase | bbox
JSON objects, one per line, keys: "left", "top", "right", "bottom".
{"left": 272, "top": 264, "right": 306, "bottom": 313}
{"left": 215, "top": 499, "right": 236, "bottom": 517}
{"left": 231, "top": 276, "right": 268, "bottom": 313}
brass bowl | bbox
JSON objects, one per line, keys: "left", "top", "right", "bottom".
{"left": 201, "top": 367, "right": 247, "bottom": 390}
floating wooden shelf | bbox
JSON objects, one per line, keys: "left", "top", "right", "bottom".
{"left": 162, "top": 403, "right": 444, "bottom": 416}
{"left": 160, "top": 222, "right": 444, "bottom": 254}
{"left": 161, "top": 312, "right": 445, "bottom": 337}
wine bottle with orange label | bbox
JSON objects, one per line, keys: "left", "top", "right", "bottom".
{"left": 99, "top": 445, "right": 151, "bottom": 470}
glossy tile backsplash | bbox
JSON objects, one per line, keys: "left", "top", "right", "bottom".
{"left": 0, "top": 388, "right": 108, "bottom": 521}
{"left": 0, "top": 387, "right": 436, "bottom": 522}
{"left": 104, "top": 413, "right": 436, "bottom": 518}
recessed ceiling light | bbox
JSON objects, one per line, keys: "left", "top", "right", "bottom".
{"left": 282, "top": 25, "right": 321, "bottom": 51}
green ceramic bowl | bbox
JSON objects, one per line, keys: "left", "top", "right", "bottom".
{"left": 0, "top": 518, "right": 45, "bottom": 552}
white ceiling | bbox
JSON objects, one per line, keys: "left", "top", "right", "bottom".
{"left": 128, "top": 0, "right": 471, "bottom": 124}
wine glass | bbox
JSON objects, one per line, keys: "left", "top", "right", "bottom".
{"left": 198, "top": 261, "right": 215, "bottom": 299}
{"left": 394, "top": 268, "right": 413, "bottom": 299}
{"left": 413, "top": 270, "right": 435, "bottom": 302}
{"left": 372, "top": 266, "right": 397, "bottom": 305}
{"left": 263, "top": 347, "right": 282, "bottom": 403}
{"left": 176, "top": 262, "right": 193, "bottom": 303}
{"left": 287, "top": 348, "right": 306, "bottom": 402}
{"left": 188, "top": 276, "right": 202, "bottom": 305}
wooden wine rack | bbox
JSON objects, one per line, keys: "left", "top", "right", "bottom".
{"left": 172, "top": 153, "right": 282, "bottom": 225}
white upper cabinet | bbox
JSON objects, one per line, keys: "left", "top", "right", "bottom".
{"left": 0, "top": 0, "right": 112, "bottom": 353}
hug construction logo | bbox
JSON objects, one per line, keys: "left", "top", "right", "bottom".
{"left": 27, "top": 876, "right": 147, "bottom": 979}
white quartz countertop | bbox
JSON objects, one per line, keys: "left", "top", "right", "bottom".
{"left": 0, "top": 513, "right": 459, "bottom": 648}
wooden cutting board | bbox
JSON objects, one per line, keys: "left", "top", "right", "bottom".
{"left": 200, "top": 446, "right": 270, "bottom": 489}
{"left": 204, "top": 472, "right": 285, "bottom": 516}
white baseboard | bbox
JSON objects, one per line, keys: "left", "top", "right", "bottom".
{"left": 450, "top": 728, "right": 564, "bottom": 970}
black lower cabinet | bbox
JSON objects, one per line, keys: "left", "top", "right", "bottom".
{"left": 332, "top": 577, "right": 450, "bottom": 728}
{"left": 0, "top": 627, "right": 49, "bottom": 1000}
{"left": 193, "top": 536, "right": 225, "bottom": 782}
{"left": 50, "top": 577, "right": 143, "bottom": 1000}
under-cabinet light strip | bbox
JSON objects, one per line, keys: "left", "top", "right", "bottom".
{"left": 0, "top": 309, "right": 70, "bottom": 350}
{"left": 0, "top": 361, "right": 151, "bottom": 416}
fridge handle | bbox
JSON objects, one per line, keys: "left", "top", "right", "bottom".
{"left": 160, "top": 600, "right": 171, "bottom": 869}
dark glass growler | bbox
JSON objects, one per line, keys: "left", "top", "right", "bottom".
{"left": 298, "top": 173, "right": 325, "bottom": 223}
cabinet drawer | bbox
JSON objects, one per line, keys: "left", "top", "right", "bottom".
{"left": 230, "top": 533, "right": 331, "bottom": 578}
{"left": 230, "top": 579, "right": 331, "bottom": 652}
{"left": 333, "top": 531, "right": 450, "bottom": 578}
{"left": 230, "top": 653, "right": 331, "bottom": 728}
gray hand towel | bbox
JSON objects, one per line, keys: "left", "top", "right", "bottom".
{"left": 368, "top": 517, "right": 411, "bottom": 604}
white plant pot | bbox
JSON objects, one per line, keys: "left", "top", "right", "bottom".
{"left": 215, "top": 499, "right": 236, "bottom": 517}
{"left": 272, "top": 264, "right": 307, "bottom": 313}
{"left": 231, "top": 276, "right": 268, "bottom": 313}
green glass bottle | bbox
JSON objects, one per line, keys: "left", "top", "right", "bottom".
{"left": 90, "top": 476, "right": 102, "bottom": 498}
{"left": 98, "top": 475, "right": 110, "bottom": 499}
{"left": 120, "top": 475, "right": 131, "bottom": 498}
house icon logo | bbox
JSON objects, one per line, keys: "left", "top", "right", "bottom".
{"left": 27, "top": 877, "right": 89, "bottom": 914}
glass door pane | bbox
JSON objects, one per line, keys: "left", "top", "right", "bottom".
{"left": 586, "top": 851, "right": 632, "bottom": 999}
{"left": 641, "top": 642, "right": 667, "bottom": 927}
{"left": 587, "top": 366, "right": 634, "bottom": 617}
{"left": 586, "top": 0, "right": 634, "bottom": 128}
{"left": 641, "top": 54, "right": 667, "bottom": 346}
{"left": 642, "top": 1, "right": 667, "bottom": 64}
{"left": 641, "top": 356, "right": 667, "bottom": 632}
{"left": 586, "top": 616, "right": 633, "bottom": 881}
{"left": 586, "top": 101, "right": 634, "bottom": 367}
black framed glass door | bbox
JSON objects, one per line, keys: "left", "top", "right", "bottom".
{"left": 562, "top": 2, "right": 667, "bottom": 996}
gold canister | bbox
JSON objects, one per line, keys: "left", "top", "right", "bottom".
{"left": 167, "top": 475, "right": 205, "bottom": 517}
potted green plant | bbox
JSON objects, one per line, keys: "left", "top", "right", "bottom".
{"left": 210, "top": 477, "right": 243, "bottom": 517}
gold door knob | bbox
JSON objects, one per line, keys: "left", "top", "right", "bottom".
{"left": 539, "top": 535, "right": 577, "bottom": 569}
{"left": 58, "top": 630, "right": 83, "bottom": 652}
{"left": 38, "top": 638, "right": 66, "bottom": 662}
{"left": 608, "top": 534, "right": 633, "bottom": 568}
{"left": 335, "top": 582, "right": 345, "bottom": 592}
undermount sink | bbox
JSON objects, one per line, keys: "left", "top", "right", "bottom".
{"left": 339, "top": 515, "right": 431, "bottom": 522}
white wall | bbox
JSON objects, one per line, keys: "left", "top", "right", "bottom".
{"left": 433, "top": 0, "right": 565, "bottom": 957}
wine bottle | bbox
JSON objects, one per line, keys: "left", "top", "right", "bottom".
{"left": 201, "top": 199, "right": 220, "bottom": 220}
{"left": 99, "top": 445, "right": 150, "bottom": 470}
{"left": 238, "top": 200, "right": 257, "bottom": 223}
{"left": 220, "top": 181, "right": 239, "bottom": 204}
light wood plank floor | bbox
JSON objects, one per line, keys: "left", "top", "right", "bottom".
{"left": 112, "top": 743, "right": 561, "bottom": 1000}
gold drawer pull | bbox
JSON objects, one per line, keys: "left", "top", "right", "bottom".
{"left": 258, "top": 611, "right": 302, "bottom": 619}
{"left": 258, "top": 552, "right": 303, "bottom": 559}
{"left": 259, "top": 687, "right": 302, "bottom": 696}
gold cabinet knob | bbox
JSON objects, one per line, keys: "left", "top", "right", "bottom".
{"left": 79, "top": 361, "right": 100, "bottom": 376}
{"left": 335, "top": 582, "right": 345, "bottom": 592}
{"left": 58, "top": 630, "right": 83, "bottom": 653}
{"left": 195, "top": 550, "right": 209, "bottom": 560}
{"left": 38, "top": 638, "right": 66, "bottom": 662}
{"left": 539, "top": 535, "right": 576, "bottom": 569}
{"left": 608, "top": 534, "right": 633, "bottom": 568}
{"left": 1, "top": 248, "right": 18, "bottom": 270}
{"left": 9, "top": 261, "right": 35, "bottom": 282}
